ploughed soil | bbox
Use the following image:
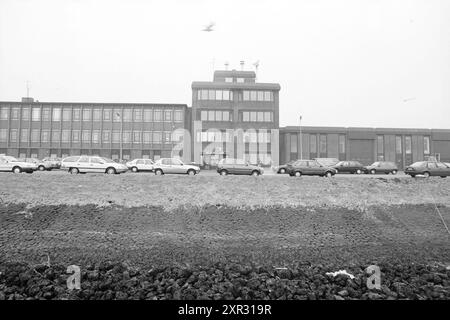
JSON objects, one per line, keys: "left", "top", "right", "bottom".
{"left": 0, "top": 203, "right": 449, "bottom": 300}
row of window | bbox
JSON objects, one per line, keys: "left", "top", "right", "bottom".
{"left": 197, "top": 130, "right": 272, "bottom": 143}
{"left": 377, "top": 135, "right": 430, "bottom": 155}
{"left": 0, "top": 107, "right": 184, "bottom": 122}
{"left": 196, "top": 90, "right": 274, "bottom": 102}
{"left": 200, "top": 110, "right": 232, "bottom": 122}
{"left": 242, "top": 111, "right": 273, "bottom": 122}
{"left": 0, "top": 129, "right": 183, "bottom": 144}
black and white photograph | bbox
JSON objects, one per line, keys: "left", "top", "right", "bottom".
{"left": 0, "top": 0, "right": 449, "bottom": 315}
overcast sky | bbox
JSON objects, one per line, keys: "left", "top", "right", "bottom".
{"left": 0, "top": 0, "right": 449, "bottom": 129}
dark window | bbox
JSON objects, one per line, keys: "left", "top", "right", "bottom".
{"left": 310, "top": 135, "right": 317, "bottom": 154}
{"left": 395, "top": 136, "right": 402, "bottom": 154}
{"left": 377, "top": 135, "right": 384, "bottom": 154}
{"left": 319, "top": 135, "right": 327, "bottom": 153}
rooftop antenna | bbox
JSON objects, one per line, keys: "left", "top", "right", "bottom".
{"left": 224, "top": 61, "right": 229, "bottom": 70}
{"left": 240, "top": 60, "right": 245, "bottom": 71}
{"left": 253, "top": 60, "right": 260, "bottom": 81}
{"left": 26, "top": 80, "right": 31, "bottom": 98}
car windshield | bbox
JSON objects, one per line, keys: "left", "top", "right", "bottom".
{"left": 371, "top": 162, "right": 380, "bottom": 166}
{"left": 410, "top": 161, "right": 426, "bottom": 168}
{"left": 101, "top": 157, "right": 116, "bottom": 163}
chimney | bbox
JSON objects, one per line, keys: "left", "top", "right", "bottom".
{"left": 224, "top": 62, "right": 229, "bottom": 70}
{"left": 21, "top": 97, "right": 34, "bottom": 103}
{"left": 240, "top": 61, "right": 245, "bottom": 71}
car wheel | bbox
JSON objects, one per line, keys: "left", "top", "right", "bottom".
{"left": 187, "top": 169, "right": 196, "bottom": 176}
{"left": 391, "top": 170, "right": 397, "bottom": 175}
{"left": 370, "top": 169, "right": 376, "bottom": 174}
{"left": 131, "top": 167, "right": 138, "bottom": 173}
{"left": 251, "top": 170, "right": 260, "bottom": 176}
{"left": 356, "top": 169, "right": 362, "bottom": 174}
{"left": 70, "top": 167, "right": 79, "bottom": 175}
{"left": 294, "top": 171, "right": 302, "bottom": 177}
{"left": 423, "top": 171, "right": 430, "bottom": 178}
{"left": 155, "top": 169, "right": 163, "bottom": 176}
{"left": 325, "top": 171, "right": 333, "bottom": 178}
{"left": 220, "top": 170, "right": 228, "bottom": 176}
{"left": 12, "top": 166, "right": 22, "bottom": 174}
{"left": 279, "top": 168, "right": 286, "bottom": 174}
{"left": 38, "top": 165, "right": 45, "bottom": 171}
{"left": 410, "top": 174, "right": 416, "bottom": 178}
{"left": 106, "top": 167, "right": 116, "bottom": 174}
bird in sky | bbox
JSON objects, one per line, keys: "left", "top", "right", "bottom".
{"left": 202, "top": 22, "right": 215, "bottom": 32}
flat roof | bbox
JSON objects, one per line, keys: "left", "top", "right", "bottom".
{"left": 191, "top": 81, "right": 281, "bottom": 90}
{"left": 0, "top": 101, "right": 188, "bottom": 107}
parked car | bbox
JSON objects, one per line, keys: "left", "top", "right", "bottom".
{"left": 40, "top": 157, "right": 62, "bottom": 171}
{"left": 0, "top": 155, "right": 38, "bottom": 173}
{"left": 287, "top": 159, "right": 337, "bottom": 177}
{"left": 275, "top": 160, "right": 294, "bottom": 174}
{"left": 19, "top": 157, "right": 56, "bottom": 171}
{"left": 332, "top": 161, "right": 366, "bottom": 174}
{"left": 404, "top": 161, "right": 450, "bottom": 178}
{"left": 126, "top": 159, "right": 154, "bottom": 172}
{"left": 314, "top": 158, "right": 340, "bottom": 167}
{"left": 365, "top": 161, "right": 398, "bottom": 175}
{"left": 61, "top": 156, "right": 128, "bottom": 174}
{"left": 217, "top": 158, "right": 264, "bottom": 176}
{"left": 153, "top": 158, "right": 200, "bottom": 175}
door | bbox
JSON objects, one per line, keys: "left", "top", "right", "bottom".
{"left": 77, "top": 156, "right": 91, "bottom": 173}
{"left": 0, "top": 157, "right": 12, "bottom": 171}
{"left": 307, "top": 161, "right": 321, "bottom": 175}
{"left": 144, "top": 160, "right": 154, "bottom": 171}
{"left": 90, "top": 157, "right": 106, "bottom": 173}
{"left": 159, "top": 158, "right": 173, "bottom": 173}
{"left": 135, "top": 159, "right": 146, "bottom": 171}
{"left": 436, "top": 162, "right": 450, "bottom": 176}
{"left": 426, "top": 162, "right": 438, "bottom": 176}
{"left": 234, "top": 159, "right": 248, "bottom": 175}
{"left": 171, "top": 158, "right": 185, "bottom": 174}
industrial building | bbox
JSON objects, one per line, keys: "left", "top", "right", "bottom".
{"left": 1, "top": 69, "right": 449, "bottom": 168}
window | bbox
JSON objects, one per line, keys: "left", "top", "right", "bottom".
{"left": 243, "top": 91, "right": 250, "bottom": 101}
{"left": 113, "top": 109, "right": 121, "bottom": 122}
{"left": 223, "top": 111, "right": 230, "bottom": 121}
{"left": 52, "top": 108, "right": 61, "bottom": 121}
{"left": 143, "top": 132, "right": 151, "bottom": 143}
{"left": 31, "top": 129, "right": 40, "bottom": 142}
{"left": 22, "top": 108, "right": 30, "bottom": 121}
{"left": 153, "top": 131, "right": 162, "bottom": 143}
{"left": 225, "top": 77, "right": 233, "bottom": 83}
{"left": 201, "top": 111, "right": 208, "bottom": 121}
{"left": 142, "top": 109, "right": 152, "bottom": 122}
{"left": 200, "top": 89, "right": 208, "bottom": 100}
{"left": 10, "top": 129, "right": 18, "bottom": 143}
{"left": 91, "top": 130, "right": 100, "bottom": 143}
{"left": 82, "top": 109, "right": 91, "bottom": 121}
{"left": 264, "top": 91, "right": 272, "bottom": 101}
{"left": 310, "top": 135, "right": 317, "bottom": 154}
{"left": 133, "top": 109, "right": 142, "bottom": 121}
{"left": 53, "top": 131, "right": 62, "bottom": 142}
{"left": 21, "top": 129, "right": 29, "bottom": 142}
{"left": 237, "top": 78, "right": 245, "bottom": 83}
{"left": 164, "top": 110, "right": 172, "bottom": 122}
{"left": 215, "top": 110, "right": 222, "bottom": 121}
{"left": 73, "top": 109, "right": 81, "bottom": 121}
{"left": 208, "top": 110, "right": 215, "bottom": 121}
{"left": 0, "top": 129, "right": 7, "bottom": 142}
{"left": 112, "top": 131, "right": 120, "bottom": 143}
{"left": 215, "top": 90, "right": 222, "bottom": 100}
{"left": 339, "top": 135, "right": 346, "bottom": 154}
{"left": 208, "top": 90, "right": 215, "bottom": 100}
{"left": 103, "top": 109, "right": 111, "bottom": 121}
{"left": 90, "top": 157, "right": 103, "bottom": 164}
{"left": 72, "top": 130, "right": 80, "bottom": 143}
{"left": 223, "top": 90, "right": 230, "bottom": 100}
{"left": 243, "top": 112, "right": 249, "bottom": 122}
{"left": 0, "top": 107, "right": 8, "bottom": 120}
{"left": 264, "top": 112, "right": 272, "bottom": 122}
{"left": 133, "top": 131, "right": 141, "bottom": 143}
{"left": 123, "top": 109, "right": 132, "bottom": 122}
{"left": 163, "top": 131, "right": 172, "bottom": 143}
{"left": 250, "top": 91, "right": 257, "bottom": 101}
{"left": 250, "top": 112, "right": 257, "bottom": 122}
{"left": 290, "top": 134, "right": 298, "bottom": 153}
{"left": 11, "top": 108, "right": 19, "bottom": 120}
{"left": 405, "top": 136, "right": 412, "bottom": 154}
{"left": 319, "top": 135, "right": 327, "bottom": 154}
{"left": 60, "top": 130, "right": 69, "bottom": 143}
{"left": 377, "top": 136, "right": 384, "bottom": 154}
{"left": 256, "top": 112, "right": 263, "bottom": 122}
{"left": 32, "top": 108, "right": 41, "bottom": 121}
{"left": 172, "top": 130, "right": 183, "bottom": 142}
{"left": 154, "top": 110, "right": 162, "bottom": 121}
{"left": 423, "top": 136, "right": 430, "bottom": 155}
{"left": 93, "top": 109, "right": 102, "bottom": 121}
{"left": 174, "top": 110, "right": 183, "bottom": 122}
{"left": 395, "top": 136, "right": 402, "bottom": 154}
{"left": 78, "top": 156, "right": 89, "bottom": 163}
{"left": 122, "top": 131, "right": 131, "bottom": 143}
{"left": 82, "top": 130, "right": 91, "bottom": 143}
{"left": 257, "top": 91, "right": 264, "bottom": 101}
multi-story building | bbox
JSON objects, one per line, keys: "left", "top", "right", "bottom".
{"left": 280, "top": 126, "right": 450, "bottom": 168}
{"left": 191, "top": 69, "right": 281, "bottom": 166}
{"left": 0, "top": 99, "right": 191, "bottom": 162}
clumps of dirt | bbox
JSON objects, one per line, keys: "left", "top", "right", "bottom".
{"left": 0, "top": 261, "right": 449, "bottom": 300}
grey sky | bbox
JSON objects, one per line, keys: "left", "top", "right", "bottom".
{"left": 0, "top": 0, "right": 449, "bottom": 129}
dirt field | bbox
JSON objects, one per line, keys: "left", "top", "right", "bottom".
{"left": 0, "top": 173, "right": 449, "bottom": 299}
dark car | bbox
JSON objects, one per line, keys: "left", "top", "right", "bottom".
{"left": 365, "top": 161, "right": 398, "bottom": 175}
{"left": 287, "top": 159, "right": 337, "bottom": 177}
{"left": 276, "top": 160, "right": 295, "bottom": 174}
{"left": 332, "top": 161, "right": 366, "bottom": 174}
{"left": 404, "top": 161, "right": 450, "bottom": 178}
{"left": 217, "top": 158, "right": 264, "bottom": 176}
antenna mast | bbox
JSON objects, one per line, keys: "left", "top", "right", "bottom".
{"left": 26, "top": 80, "right": 30, "bottom": 98}
{"left": 253, "top": 61, "right": 260, "bottom": 81}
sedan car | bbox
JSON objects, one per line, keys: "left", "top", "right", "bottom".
{"left": 365, "top": 161, "right": 398, "bottom": 175}
{"left": 61, "top": 156, "right": 128, "bottom": 174}
{"left": 40, "top": 157, "right": 61, "bottom": 171}
{"left": 153, "top": 158, "right": 200, "bottom": 175}
{"left": 217, "top": 158, "right": 264, "bottom": 176}
{"left": 287, "top": 159, "right": 337, "bottom": 177}
{"left": 126, "top": 159, "right": 154, "bottom": 173}
{"left": 0, "top": 156, "right": 38, "bottom": 173}
{"left": 332, "top": 161, "right": 366, "bottom": 174}
{"left": 404, "top": 161, "right": 450, "bottom": 178}
{"left": 275, "top": 160, "right": 294, "bottom": 174}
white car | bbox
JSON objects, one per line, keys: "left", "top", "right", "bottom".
{"left": 153, "top": 158, "right": 200, "bottom": 175}
{"left": 126, "top": 159, "right": 154, "bottom": 173}
{"left": 0, "top": 156, "right": 38, "bottom": 173}
{"left": 61, "top": 156, "right": 128, "bottom": 174}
